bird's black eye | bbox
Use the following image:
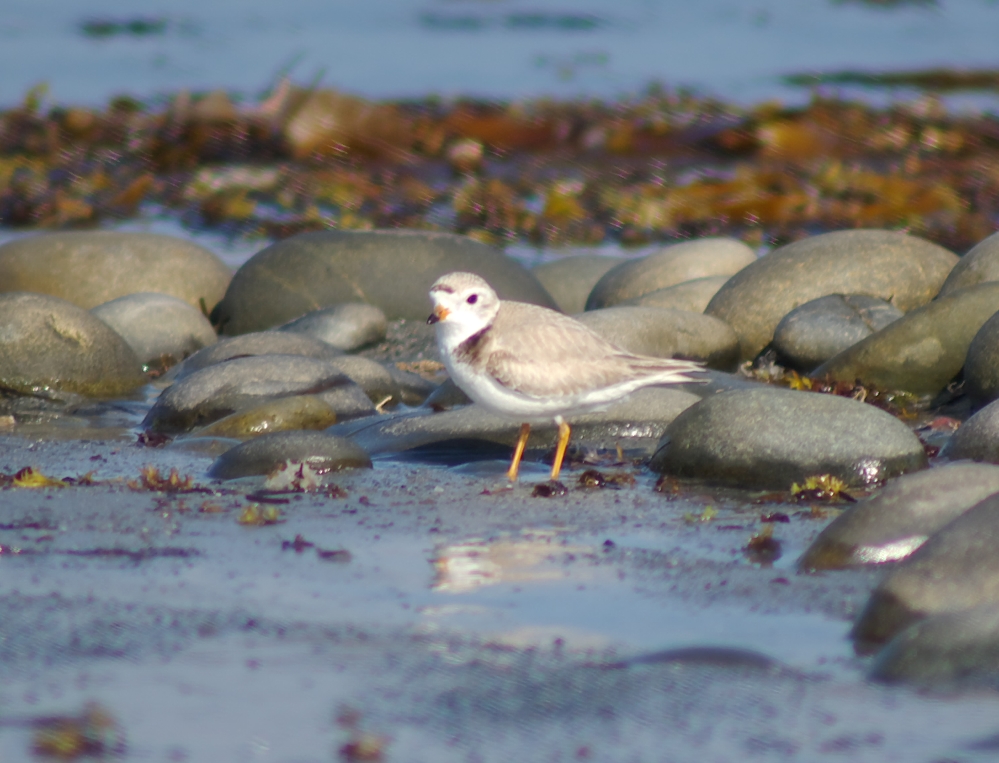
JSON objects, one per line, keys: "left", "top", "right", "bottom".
{"left": 467, "top": 294, "right": 478, "bottom": 305}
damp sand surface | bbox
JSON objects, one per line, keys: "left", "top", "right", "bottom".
{"left": 2, "top": 431, "right": 999, "bottom": 761}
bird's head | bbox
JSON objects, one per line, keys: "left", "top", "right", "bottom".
{"left": 428, "top": 271, "right": 500, "bottom": 340}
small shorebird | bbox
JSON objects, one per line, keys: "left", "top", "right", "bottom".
{"left": 427, "top": 271, "right": 704, "bottom": 483}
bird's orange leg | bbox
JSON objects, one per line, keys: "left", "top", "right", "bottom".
{"left": 507, "top": 423, "right": 531, "bottom": 482}
{"left": 550, "top": 419, "right": 571, "bottom": 482}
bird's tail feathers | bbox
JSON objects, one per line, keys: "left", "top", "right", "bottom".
{"left": 626, "top": 356, "right": 707, "bottom": 384}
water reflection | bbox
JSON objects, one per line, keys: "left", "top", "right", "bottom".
{"left": 432, "top": 530, "right": 593, "bottom": 593}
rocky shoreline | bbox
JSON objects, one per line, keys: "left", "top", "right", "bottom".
{"left": 4, "top": 89, "right": 999, "bottom": 758}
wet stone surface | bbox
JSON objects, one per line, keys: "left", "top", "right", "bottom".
{"left": 650, "top": 387, "right": 928, "bottom": 490}
{"left": 852, "top": 493, "right": 999, "bottom": 653}
{"left": 799, "top": 462, "right": 999, "bottom": 570}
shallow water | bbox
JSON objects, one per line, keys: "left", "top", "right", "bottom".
{"left": 2, "top": 433, "right": 999, "bottom": 761}
{"left": 3, "top": 0, "right": 999, "bottom": 109}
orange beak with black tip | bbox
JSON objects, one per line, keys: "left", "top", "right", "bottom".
{"left": 427, "top": 305, "right": 450, "bottom": 325}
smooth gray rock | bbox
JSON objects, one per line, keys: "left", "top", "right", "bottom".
{"left": 142, "top": 355, "right": 375, "bottom": 433}
{"left": 574, "top": 306, "right": 740, "bottom": 371}
{"left": 811, "top": 282, "right": 999, "bottom": 396}
{"left": 531, "top": 254, "right": 625, "bottom": 314}
{"left": 0, "top": 231, "right": 232, "bottom": 311}
{"left": 586, "top": 239, "right": 755, "bottom": 310}
{"left": 278, "top": 302, "right": 387, "bottom": 351}
{"left": 938, "top": 231, "right": 999, "bottom": 296}
{"left": 173, "top": 332, "right": 343, "bottom": 380}
{"left": 336, "top": 386, "right": 702, "bottom": 458}
{"left": 422, "top": 378, "right": 473, "bottom": 411}
{"left": 705, "top": 230, "right": 958, "bottom": 361}
{"left": 91, "top": 292, "right": 217, "bottom": 368}
{"left": 324, "top": 355, "right": 436, "bottom": 407}
{"left": 649, "top": 387, "right": 927, "bottom": 490}
{"left": 964, "top": 311, "right": 999, "bottom": 407}
{"left": 619, "top": 276, "right": 731, "bottom": 314}
{"left": 208, "top": 431, "right": 371, "bottom": 479}
{"left": 799, "top": 462, "right": 999, "bottom": 570}
{"left": 211, "top": 229, "right": 557, "bottom": 334}
{"left": 941, "top": 399, "right": 999, "bottom": 463}
{"left": 189, "top": 395, "right": 340, "bottom": 440}
{"left": 773, "top": 294, "right": 903, "bottom": 372}
{"left": 869, "top": 604, "right": 999, "bottom": 687}
{"left": 0, "top": 292, "right": 146, "bottom": 398}
{"left": 851, "top": 493, "right": 999, "bottom": 652}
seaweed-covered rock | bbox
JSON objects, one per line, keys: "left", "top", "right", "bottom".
{"left": 799, "top": 462, "right": 999, "bottom": 570}
{"left": 0, "top": 231, "right": 231, "bottom": 311}
{"left": 705, "top": 230, "right": 958, "bottom": 361}
{"left": 212, "top": 230, "right": 557, "bottom": 334}
{"left": 91, "top": 292, "right": 217, "bottom": 368}
{"left": 649, "top": 387, "right": 927, "bottom": 490}
{"left": 0, "top": 292, "right": 145, "bottom": 397}
{"left": 586, "top": 238, "right": 755, "bottom": 310}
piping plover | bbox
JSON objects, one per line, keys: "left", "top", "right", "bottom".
{"left": 427, "top": 271, "right": 704, "bottom": 482}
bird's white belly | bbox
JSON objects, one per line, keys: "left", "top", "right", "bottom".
{"left": 444, "top": 355, "right": 615, "bottom": 422}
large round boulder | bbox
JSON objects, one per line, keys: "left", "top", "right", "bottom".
{"left": 772, "top": 294, "right": 903, "bottom": 372}
{"left": 938, "top": 231, "right": 999, "bottom": 296}
{"left": 586, "top": 238, "right": 755, "bottom": 310}
{"left": 574, "top": 306, "right": 740, "bottom": 371}
{"left": 964, "top": 311, "right": 999, "bottom": 407}
{"left": 705, "top": 230, "right": 958, "bottom": 361}
{"left": 940, "top": 398, "right": 999, "bottom": 463}
{"left": 649, "top": 387, "right": 927, "bottom": 490}
{"left": 0, "top": 292, "right": 146, "bottom": 397}
{"left": 810, "top": 282, "right": 999, "bottom": 396}
{"left": 531, "top": 254, "right": 625, "bottom": 314}
{"left": 173, "top": 332, "right": 343, "bottom": 380}
{"left": 142, "top": 355, "right": 375, "bottom": 433}
{"left": 208, "top": 431, "right": 372, "bottom": 479}
{"left": 277, "top": 303, "right": 387, "bottom": 351}
{"left": 0, "top": 231, "right": 232, "bottom": 311}
{"left": 619, "top": 276, "right": 731, "bottom": 314}
{"left": 869, "top": 604, "right": 999, "bottom": 687}
{"left": 799, "top": 462, "right": 999, "bottom": 570}
{"left": 211, "top": 230, "right": 557, "bottom": 334}
{"left": 851, "top": 493, "right": 999, "bottom": 653}
{"left": 91, "top": 292, "right": 217, "bottom": 368}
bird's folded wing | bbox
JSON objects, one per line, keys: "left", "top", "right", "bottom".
{"left": 483, "top": 304, "right": 639, "bottom": 399}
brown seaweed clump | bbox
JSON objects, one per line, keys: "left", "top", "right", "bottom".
{"left": 2, "top": 79, "right": 999, "bottom": 252}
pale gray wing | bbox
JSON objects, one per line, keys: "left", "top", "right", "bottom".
{"left": 482, "top": 303, "right": 642, "bottom": 399}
